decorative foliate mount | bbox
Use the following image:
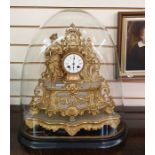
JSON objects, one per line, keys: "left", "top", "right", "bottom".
{"left": 25, "top": 23, "right": 120, "bottom": 136}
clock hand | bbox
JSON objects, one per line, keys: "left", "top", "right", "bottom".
{"left": 73, "top": 55, "right": 75, "bottom": 71}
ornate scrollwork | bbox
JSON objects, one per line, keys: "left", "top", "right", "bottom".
{"left": 25, "top": 23, "right": 120, "bottom": 136}
{"left": 25, "top": 115, "right": 120, "bottom": 136}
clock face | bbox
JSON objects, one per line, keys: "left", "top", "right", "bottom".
{"left": 63, "top": 54, "right": 84, "bottom": 73}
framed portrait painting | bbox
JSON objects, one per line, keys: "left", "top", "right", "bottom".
{"left": 117, "top": 12, "right": 145, "bottom": 78}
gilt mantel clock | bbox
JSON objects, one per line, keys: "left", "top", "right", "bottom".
{"left": 18, "top": 10, "right": 127, "bottom": 149}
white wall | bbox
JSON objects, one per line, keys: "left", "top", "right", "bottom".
{"left": 10, "top": 0, "right": 145, "bottom": 106}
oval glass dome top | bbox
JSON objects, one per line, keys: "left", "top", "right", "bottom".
{"left": 19, "top": 9, "right": 127, "bottom": 149}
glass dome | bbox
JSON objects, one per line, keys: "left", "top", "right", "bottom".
{"left": 19, "top": 9, "right": 126, "bottom": 149}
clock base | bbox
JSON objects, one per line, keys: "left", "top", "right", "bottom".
{"left": 18, "top": 122, "right": 127, "bottom": 149}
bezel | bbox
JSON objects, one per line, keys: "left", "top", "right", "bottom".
{"left": 62, "top": 52, "right": 85, "bottom": 74}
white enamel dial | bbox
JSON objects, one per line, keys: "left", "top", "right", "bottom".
{"left": 63, "top": 54, "right": 84, "bottom": 73}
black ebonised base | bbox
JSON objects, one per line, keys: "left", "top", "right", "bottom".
{"left": 18, "top": 123, "right": 127, "bottom": 149}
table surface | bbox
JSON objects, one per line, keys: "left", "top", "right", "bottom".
{"left": 11, "top": 106, "right": 145, "bottom": 155}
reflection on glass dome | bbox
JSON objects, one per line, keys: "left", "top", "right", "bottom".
{"left": 19, "top": 9, "right": 127, "bottom": 149}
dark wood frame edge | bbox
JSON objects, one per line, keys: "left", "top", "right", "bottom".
{"left": 117, "top": 11, "right": 145, "bottom": 79}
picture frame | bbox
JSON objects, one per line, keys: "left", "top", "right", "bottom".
{"left": 117, "top": 12, "right": 145, "bottom": 78}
